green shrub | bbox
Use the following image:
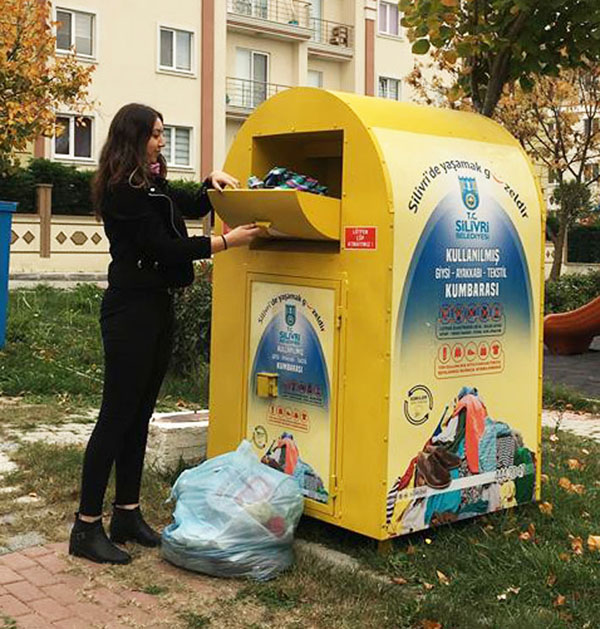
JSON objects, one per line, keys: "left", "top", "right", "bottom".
{"left": 28, "top": 159, "right": 95, "bottom": 215}
{"left": 171, "top": 261, "right": 212, "bottom": 376}
{"left": 544, "top": 270, "right": 600, "bottom": 313}
{"left": 0, "top": 158, "right": 205, "bottom": 216}
{"left": 567, "top": 224, "right": 600, "bottom": 263}
{"left": 0, "top": 167, "right": 36, "bottom": 212}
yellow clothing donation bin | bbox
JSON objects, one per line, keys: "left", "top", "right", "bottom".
{"left": 208, "top": 87, "right": 544, "bottom": 541}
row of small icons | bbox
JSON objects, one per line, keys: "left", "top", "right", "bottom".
{"left": 438, "top": 340, "right": 502, "bottom": 364}
{"left": 439, "top": 303, "right": 503, "bottom": 324}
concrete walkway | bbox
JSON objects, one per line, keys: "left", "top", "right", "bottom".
{"left": 541, "top": 409, "right": 600, "bottom": 441}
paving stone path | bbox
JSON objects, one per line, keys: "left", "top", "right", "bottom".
{"left": 0, "top": 542, "right": 233, "bottom": 628}
{"left": 541, "top": 409, "right": 600, "bottom": 442}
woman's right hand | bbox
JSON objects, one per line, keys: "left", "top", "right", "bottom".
{"left": 213, "top": 224, "right": 262, "bottom": 252}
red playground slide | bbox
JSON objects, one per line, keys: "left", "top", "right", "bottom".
{"left": 544, "top": 295, "right": 600, "bottom": 355}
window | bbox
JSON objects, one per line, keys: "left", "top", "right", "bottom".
{"left": 56, "top": 8, "right": 95, "bottom": 57}
{"left": 307, "top": 70, "right": 323, "bottom": 88}
{"left": 584, "top": 117, "right": 600, "bottom": 137}
{"left": 232, "top": 0, "right": 268, "bottom": 19}
{"left": 584, "top": 163, "right": 599, "bottom": 182}
{"left": 234, "top": 48, "right": 269, "bottom": 108}
{"left": 54, "top": 115, "right": 93, "bottom": 159}
{"left": 379, "top": 77, "right": 401, "bottom": 100}
{"left": 159, "top": 27, "right": 193, "bottom": 73}
{"left": 163, "top": 126, "right": 192, "bottom": 167}
{"left": 379, "top": 1, "right": 400, "bottom": 37}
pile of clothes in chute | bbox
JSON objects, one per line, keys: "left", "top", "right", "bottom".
{"left": 386, "top": 387, "right": 536, "bottom": 535}
{"left": 248, "top": 167, "right": 328, "bottom": 195}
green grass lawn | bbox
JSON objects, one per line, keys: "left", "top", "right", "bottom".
{"left": 0, "top": 284, "right": 209, "bottom": 409}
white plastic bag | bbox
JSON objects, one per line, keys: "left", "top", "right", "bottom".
{"left": 161, "top": 440, "right": 304, "bottom": 580}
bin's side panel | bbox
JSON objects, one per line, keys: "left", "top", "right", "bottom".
{"left": 377, "top": 128, "right": 543, "bottom": 538}
{"left": 207, "top": 248, "right": 250, "bottom": 457}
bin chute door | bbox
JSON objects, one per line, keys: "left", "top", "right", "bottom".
{"left": 245, "top": 274, "right": 341, "bottom": 516}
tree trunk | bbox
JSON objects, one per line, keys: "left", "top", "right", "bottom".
{"left": 549, "top": 219, "right": 567, "bottom": 281}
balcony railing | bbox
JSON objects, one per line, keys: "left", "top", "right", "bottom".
{"left": 310, "top": 17, "right": 354, "bottom": 49}
{"left": 227, "top": 0, "right": 311, "bottom": 29}
{"left": 226, "top": 77, "right": 290, "bottom": 112}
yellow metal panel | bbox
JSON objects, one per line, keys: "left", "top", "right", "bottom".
{"left": 208, "top": 189, "right": 341, "bottom": 240}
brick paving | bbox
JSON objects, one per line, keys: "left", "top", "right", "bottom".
{"left": 0, "top": 543, "right": 184, "bottom": 628}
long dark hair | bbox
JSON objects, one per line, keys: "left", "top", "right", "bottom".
{"left": 92, "top": 103, "right": 167, "bottom": 218}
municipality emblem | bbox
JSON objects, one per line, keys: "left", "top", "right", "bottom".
{"left": 459, "top": 177, "right": 480, "bottom": 211}
{"left": 285, "top": 304, "right": 296, "bottom": 327}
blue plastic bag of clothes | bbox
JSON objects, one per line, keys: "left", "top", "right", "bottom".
{"left": 161, "top": 440, "right": 304, "bottom": 581}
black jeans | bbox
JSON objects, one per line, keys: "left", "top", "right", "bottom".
{"left": 78, "top": 287, "right": 174, "bottom": 516}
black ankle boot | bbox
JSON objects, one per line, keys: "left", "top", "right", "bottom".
{"left": 110, "top": 506, "right": 161, "bottom": 547}
{"left": 69, "top": 514, "right": 131, "bottom": 565}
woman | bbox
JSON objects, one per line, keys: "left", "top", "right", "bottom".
{"left": 69, "top": 103, "right": 260, "bottom": 564}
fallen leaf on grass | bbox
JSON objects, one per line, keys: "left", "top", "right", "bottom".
{"left": 558, "top": 552, "right": 571, "bottom": 562}
{"left": 538, "top": 502, "right": 553, "bottom": 516}
{"left": 436, "top": 570, "right": 450, "bottom": 586}
{"left": 503, "top": 528, "right": 517, "bottom": 536}
{"left": 587, "top": 535, "right": 600, "bottom": 552}
{"left": 519, "top": 523, "right": 536, "bottom": 541}
{"left": 519, "top": 531, "right": 532, "bottom": 541}
{"left": 546, "top": 574, "right": 557, "bottom": 587}
{"left": 559, "top": 477, "right": 572, "bottom": 490}
{"left": 582, "top": 511, "right": 591, "bottom": 519}
{"left": 421, "top": 621, "right": 442, "bottom": 629}
{"left": 541, "top": 473, "right": 549, "bottom": 483}
{"left": 582, "top": 448, "right": 590, "bottom": 456}
{"left": 567, "top": 458, "right": 584, "bottom": 470}
{"left": 549, "top": 433, "right": 559, "bottom": 442}
{"left": 570, "top": 536, "right": 584, "bottom": 555}
{"left": 497, "top": 586, "right": 520, "bottom": 601}
{"left": 425, "top": 538, "right": 432, "bottom": 545}
{"left": 422, "top": 582, "right": 435, "bottom": 591}
{"left": 553, "top": 594, "right": 566, "bottom": 607}
{"left": 559, "top": 478, "right": 585, "bottom": 494}
{"left": 391, "top": 576, "right": 408, "bottom": 585}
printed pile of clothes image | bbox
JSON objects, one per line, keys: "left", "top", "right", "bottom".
{"left": 261, "top": 432, "right": 329, "bottom": 504}
{"left": 161, "top": 440, "right": 304, "bottom": 580}
{"left": 386, "top": 387, "right": 536, "bottom": 536}
{"left": 248, "top": 167, "right": 328, "bottom": 195}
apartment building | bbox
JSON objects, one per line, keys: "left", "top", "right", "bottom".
{"left": 38, "top": 1, "right": 416, "bottom": 180}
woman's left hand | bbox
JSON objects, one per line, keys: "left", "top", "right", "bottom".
{"left": 208, "top": 170, "right": 240, "bottom": 192}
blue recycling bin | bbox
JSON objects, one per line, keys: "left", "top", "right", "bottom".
{"left": 0, "top": 201, "right": 17, "bottom": 349}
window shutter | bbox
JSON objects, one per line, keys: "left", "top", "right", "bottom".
{"left": 161, "top": 29, "right": 173, "bottom": 67}
{"left": 56, "top": 11, "right": 72, "bottom": 50}
{"left": 75, "top": 12, "right": 93, "bottom": 56}
{"left": 176, "top": 31, "right": 192, "bottom": 71}
{"left": 174, "top": 128, "right": 190, "bottom": 165}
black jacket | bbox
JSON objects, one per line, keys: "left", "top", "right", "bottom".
{"left": 102, "top": 177, "right": 213, "bottom": 290}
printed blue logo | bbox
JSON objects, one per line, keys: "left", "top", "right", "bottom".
{"left": 285, "top": 304, "right": 296, "bottom": 327}
{"left": 459, "top": 177, "right": 480, "bottom": 211}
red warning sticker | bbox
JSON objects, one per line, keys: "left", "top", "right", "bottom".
{"left": 344, "top": 226, "right": 377, "bottom": 250}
